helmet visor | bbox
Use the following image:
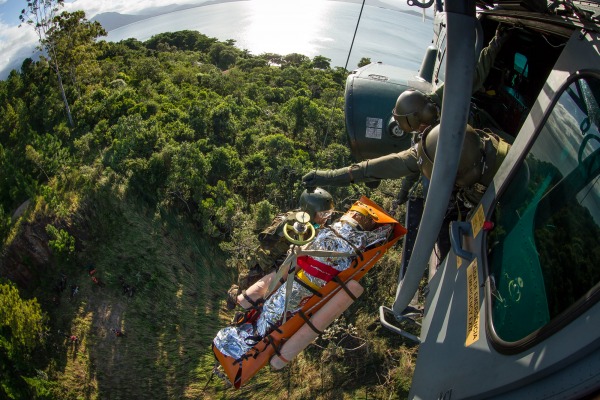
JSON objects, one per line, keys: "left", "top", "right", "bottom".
{"left": 392, "top": 110, "right": 419, "bottom": 133}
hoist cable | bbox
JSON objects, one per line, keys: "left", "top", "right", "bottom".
{"left": 318, "top": 0, "right": 366, "bottom": 157}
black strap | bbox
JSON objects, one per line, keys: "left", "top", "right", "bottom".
{"left": 325, "top": 226, "right": 364, "bottom": 261}
{"left": 298, "top": 310, "right": 323, "bottom": 335}
{"left": 265, "top": 335, "right": 282, "bottom": 357}
{"left": 244, "top": 335, "right": 262, "bottom": 347}
{"left": 332, "top": 276, "right": 358, "bottom": 301}
{"left": 233, "top": 311, "right": 247, "bottom": 325}
{"left": 242, "top": 291, "right": 262, "bottom": 308}
{"left": 294, "top": 275, "right": 323, "bottom": 297}
{"left": 266, "top": 320, "right": 283, "bottom": 334}
{"left": 251, "top": 347, "right": 260, "bottom": 359}
{"left": 234, "top": 366, "right": 243, "bottom": 389}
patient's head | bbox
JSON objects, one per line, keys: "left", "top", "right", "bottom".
{"left": 339, "top": 202, "right": 378, "bottom": 231}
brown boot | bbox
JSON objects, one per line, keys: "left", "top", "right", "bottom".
{"left": 226, "top": 285, "right": 240, "bottom": 310}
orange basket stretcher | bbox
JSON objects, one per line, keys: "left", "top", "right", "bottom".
{"left": 213, "top": 196, "right": 407, "bottom": 388}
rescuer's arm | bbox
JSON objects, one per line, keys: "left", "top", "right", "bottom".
{"left": 430, "top": 26, "right": 508, "bottom": 105}
{"left": 302, "top": 148, "right": 420, "bottom": 187}
{"left": 472, "top": 27, "right": 508, "bottom": 93}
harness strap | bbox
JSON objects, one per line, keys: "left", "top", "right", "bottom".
{"left": 294, "top": 274, "right": 323, "bottom": 297}
{"left": 267, "top": 320, "right": 283, "bottom": 334}
{"left": 251, "top": 347, "right": 260, "bottom": 359}
{"left": 332, "top": 276, "right": 358, "bottom": 301}
{"left": 265, "top": 334, "right": 283, "bottom": 357}
{"left": 244, "top": 335, "right": 262, "bottom": 347}
{"left": 298, "top": 310, "right": 323, "bottom": 335}
{"left": 242, "top": 291, "right": 262, "bottom": 308}
{"left": 350, "top": 200, "right": 380, "bottom": 222}
{"left": 233, "top": 311, "right": 247, "bottom": 325}
{"left": 234, "top": 366, "right": 243, "bottom": 389}
{"left": 326, "top": 226, "right": 364, "bottom": 261}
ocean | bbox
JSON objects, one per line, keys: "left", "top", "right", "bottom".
{"left": 105, "top": 1, "right": 433, "bottom": 72}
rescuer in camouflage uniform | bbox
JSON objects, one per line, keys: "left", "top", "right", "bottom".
{"left": 226, "top": 188, "right": 335, "bottom": 309}
{"left": 390, "top": 25, "right": 509, "bottom": 205}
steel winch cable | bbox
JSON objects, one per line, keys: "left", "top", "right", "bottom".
{"left": 316, "top": 0, "right": 366, "bottom": 168}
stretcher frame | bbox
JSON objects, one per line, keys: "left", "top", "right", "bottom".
{"left": 213, "top": 196, "right": 407, "bottom": 388}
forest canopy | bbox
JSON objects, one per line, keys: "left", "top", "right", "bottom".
{"left": 0, "top": 24, "right": 360, "bottom": 242}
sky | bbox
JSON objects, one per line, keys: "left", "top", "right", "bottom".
{"left": 0, "top": 0, "right": 413, "bottom": 78}
{"left": 0, "top": 0, "right": 213, "bottom": 78}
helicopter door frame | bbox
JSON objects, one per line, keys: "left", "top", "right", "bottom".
{"left": 409, "top": 30, "right": 600, "bottom": 400}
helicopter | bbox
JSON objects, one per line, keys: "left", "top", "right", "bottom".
{"left": 344, "top": 0, "right": 600, "bottom": 398}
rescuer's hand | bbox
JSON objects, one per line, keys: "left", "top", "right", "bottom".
{"left": 395, "top": 188, "right": 410, "bottom": 206}
{"left": 302, "top": 168, "right": 352, "bottom": 187}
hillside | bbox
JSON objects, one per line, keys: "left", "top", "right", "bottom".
{"left": 0, "top": 16, "right": 418, "bottom": 399}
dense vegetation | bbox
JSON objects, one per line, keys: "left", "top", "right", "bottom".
{"left": 0, "top": 9, "right": 416, "bottom": 400}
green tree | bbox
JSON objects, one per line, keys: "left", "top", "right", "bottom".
{"left": 145, "top": 30, "right": 217, "bottom": 52}
{"left": 0, "top": 280, "right": 47, "bottom": 399}
{"left": 358, "top": 57, "right": 371, "bottom": 67}
{"left": 283, "top": 53, "right": 310, "bottom": 67}
{"left": 209, "top": 42, "right": 239, "bottom": 70}
{"left": 282, "top": 95, "right": 321, "bottom": 135}
{"left": 48, "top": 10, "right": 107, "bottom": 94}
{"left": 45, "top": 224, "right": 75, "bottom": 260}
{"left": 19, "top": 0, "right": 74, "bottom": 126}
{"left": 312, "top": 55, "right": 331, "bottom": 69}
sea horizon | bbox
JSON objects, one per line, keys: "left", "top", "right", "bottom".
{"left": 104, "top": 0, "right": 432, "bottom": 72}
{"left": 1, "top": 0, "right": 433, "bottom": 79}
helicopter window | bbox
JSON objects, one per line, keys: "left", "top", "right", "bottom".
{"left": 487, "top": 75, "right": 600, "bottom": 343}
{"left": 513, "top": 52, "right": 529, "bottom": 78}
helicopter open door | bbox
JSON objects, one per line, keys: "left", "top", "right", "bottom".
{"left": 408, "top": 26, "right": 600, "bottom": 400}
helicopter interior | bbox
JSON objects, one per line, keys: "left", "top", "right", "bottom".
{"left": 469, "top": 18, "right": 568, "bottom": 139}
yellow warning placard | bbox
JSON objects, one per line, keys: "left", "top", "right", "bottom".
{"left": 470, "top": 204, "right": 485, "bottom": 238}
{"left": 465, "top": 258, "right": 480, "bottom": 347}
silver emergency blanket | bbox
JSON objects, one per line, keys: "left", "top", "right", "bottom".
{"left": 213, "top": 220, "right": 392, "bottom": 360}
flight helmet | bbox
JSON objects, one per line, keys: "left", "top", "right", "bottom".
{"left": 416, "top": 124, "right": 485, "bottom": 188}
{"left": 299, "top": 188, "right": 334, "bottom": 222}
{"left": 392, "top": 89, "right": 439, "bottom": 133}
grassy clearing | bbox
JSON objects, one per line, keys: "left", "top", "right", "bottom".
{"left": 25, "top": 182, "right": 236, "bottom": 399}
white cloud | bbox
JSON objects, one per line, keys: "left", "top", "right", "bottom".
{"left": 64, "top": 0, "right": 206, "bottom": 19}
{"left": 0, "top": 22, "right": 38, "bottom": 78}
{"left": 0, "top": 0, "right": 204, "bottom": 77}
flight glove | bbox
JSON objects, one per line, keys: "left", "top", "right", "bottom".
{"left": 302, "top": 167, "right": 354, "bottom": 187}
{"left": 395, "top": 188, "right": 410, "bottom": 206}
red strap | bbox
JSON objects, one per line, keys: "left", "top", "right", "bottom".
{"left": 297, "top": 256, "right": 339, "bottom": 282}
